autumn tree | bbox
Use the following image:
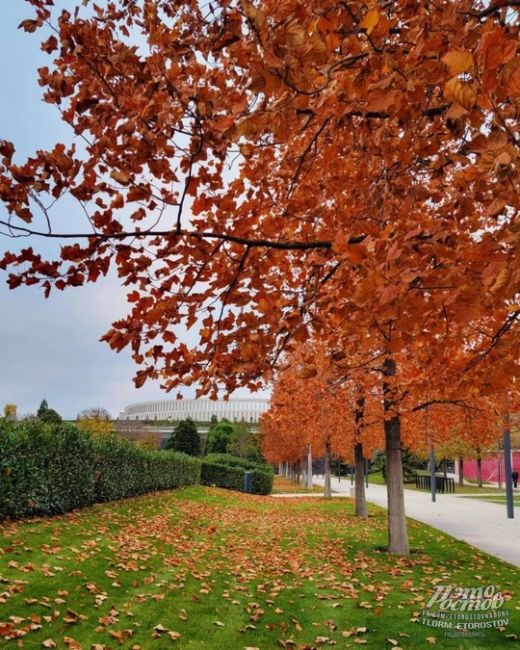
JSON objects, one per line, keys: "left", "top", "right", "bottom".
{"left": 262, "top": 341, "right": 384, "bottom": 511}
{"left": 0, "top": 0, "right": 519, "bottom": 553}
{"left": 136, "top": 433, "right": 161, "bottom": 450}
{"left": 77, "top": 407, "right": 113, "bottom": 437}
{"left": 3, "top": 404, "right": 17, "bottom": 421}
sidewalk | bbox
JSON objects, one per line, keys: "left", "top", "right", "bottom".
{"left": 309, "top": 475, "right": 520, "bottom": 567}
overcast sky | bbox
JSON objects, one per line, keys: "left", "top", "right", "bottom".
{"left": 0, "top": 3, "right": 268, "bottom": 419}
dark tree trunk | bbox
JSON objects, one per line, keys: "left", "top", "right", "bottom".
{"left": 354, "top": 442, "right": 367, "bottom": 517}
{"left": 459, "top": 456, "right": 464, "bottom": 486}
{"left": 476, "top": 447, "right": 482, "bottom": 488}
{"left": 353, "top": 395, "right": 367, "bottom": 517}
{"left": 383, "top": 358, "right": 410, "bottom": 555}
{"left": 324, "top": 438, "right": 332, "bottom": 498}
{"left": 306, "top": 443, "right": 313, "bottom": 490}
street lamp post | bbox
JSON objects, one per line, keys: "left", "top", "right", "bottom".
{"left": 503, "top": 410, "right": 514, "bottom": 519}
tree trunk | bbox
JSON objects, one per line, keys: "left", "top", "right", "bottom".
{"left": 354, "top": 442, "right": 367, "bottom": 517}
{"left": 324, "top": 438, "right": 332, "bottom": 498}
{"left": 458, "top": 456, "right": 464, "bottom": 486}
{"left": 476, "top": 447, "right": 482, "bottom": 488}
{"left": 383, "top": 357, "right": 410, "bottom": 555}
{"left": 306, "top": 443, "right": 313, "bottom": 491}
{"left": 353, "top": 394, "right": 367, "bottom": 517}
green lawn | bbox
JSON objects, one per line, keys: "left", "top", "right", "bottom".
{"left": 367, "top": 471, "right": 386, "bottom": 485}
{"left": 369, "top": 472, "right": 507, "bottom": 495}
{"left": 463, "top": 494, "right": 520, "bottom": 506}
{"left": 271, "top": 475, "right": 324, "bottom": 494}
{"left": 0, "top": 486, "right": 519, "bottom": 649}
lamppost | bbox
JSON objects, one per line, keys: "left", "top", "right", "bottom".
{"left": 425, "top": 407, "right": 436, "bottom": 503}
{"left": 503, "top": 407, "right": 514, "bottom": 519}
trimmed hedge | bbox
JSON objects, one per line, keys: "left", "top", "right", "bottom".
{"left": 0, "top": 420, "right": 201, "bottom": 521}
{"left": 200, "top": 462, "right": 244, "bottom": 492}
{"left": 250, "top": 470, "right": 273, "bottom": 496}
{"left": 204, "top": 453, "right": 274, "bottom": 474}
{"left": 201, "top": 454, "right": 273, "bottom": 495}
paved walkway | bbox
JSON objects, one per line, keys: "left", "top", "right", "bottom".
{"left": 298, "top": 476, "right": 520, "bottom": 567}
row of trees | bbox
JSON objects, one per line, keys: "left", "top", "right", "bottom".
{"left": 165, "top": 416, "right": 264, "bottom": 461}
{"left": 261, "top": 339, "right": 507, "bottom": 541}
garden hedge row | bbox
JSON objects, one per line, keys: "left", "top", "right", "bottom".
{"left": 0, "top": 420, "right": 201, "bottom": 520}
{"left": 204, "top": 453, "right": 274, "bottom": 474}
{"left": 200, "top": 461, "right": 244, "bottom": 492}
{"left": 201, "top": 455, "right": 273, "bottom": 495}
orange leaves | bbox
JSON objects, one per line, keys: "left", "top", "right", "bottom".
{"left": 18, "top": 19, "right": 39, "bottom": 33}
{"left": 441, "top": 50, "right": 474, "bottom": 76}
{"left": 299, "top": 364, "right": 317, "bottom": 379}
{"left": 479, "top": 28, "right": 517, "bottom": 70}
{"left": 2, "top": 0, "right": 520, "bottom": 413}
{"left": 504, "top": 65, "right": 520, "bottom": 97}
{"left": 110, "top": 171, "right": 130, "bottom": 185}
{"left": 359, "top": 8, "right": 381, "bottom": 36}
{"left": 285, "top": 20, "right": 307, "bottom": 50}
{"left": 443, "top": 77, "right": 476, "bottom": 110}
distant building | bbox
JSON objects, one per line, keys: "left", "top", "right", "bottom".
{"left": 118, "top": 397, "right": 269, "bottom": 425}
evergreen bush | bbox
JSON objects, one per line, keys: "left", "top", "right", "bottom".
{"left": 0, "top": 419, "right": 201, "bottom": 521}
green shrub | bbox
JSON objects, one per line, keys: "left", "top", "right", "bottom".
{"left": 0, "top": 420, "right": 201, "bottom": 521}
{"left": 165, "top": 418, "right": 201, "bottom": 456}
{"left": 205, "top": 419, "right": 233, "bottom": 455}
{"left": 250, "top": 469, "right": 273, "bottom": 495}
{"left": 204, "top": 453, "right": 273, "bottom": 474}
{"left": 201, "top": 457, "right": 273, "bottom": 495}
{"left": 201, "top": 461, "right": 244, "bottom": 492}
{"left": 0, "top": 420, "right": 95, "bottom": 519}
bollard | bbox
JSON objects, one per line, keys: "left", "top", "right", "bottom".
{"left": 244, "top": 471, "right": 253, "bottom": 494}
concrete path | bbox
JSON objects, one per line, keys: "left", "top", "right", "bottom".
{"left": 305, "top": 475, "right": 520, "bottom": 567}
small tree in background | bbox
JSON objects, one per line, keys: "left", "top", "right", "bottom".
{"left": 374, "top": 448, "right": 427, "bottom": 484}
{"left": 3, "top": 404, "right": 17, "bottom": 421}
{"left": 227, "top": 420, "right": 264, "bottom": 463}
{"left": 37, "top": 399, "right": 62, "bottom": 425}
{"left": 136, "top": 433, "right": 161, "bottom": 450}
{"left": 205, "top": 418, "right": 233, "bottom": 455}
{"left": 77, "top": 407, "right": 112, "bottom": 437}
{"left": 165, "top": 418, "right": 201, "bottom": 456}
{"left": 37, "top": 399, "right": 49, "bottom": 418}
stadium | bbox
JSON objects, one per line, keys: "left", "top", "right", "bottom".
{"left": 118, "top": 397, "right": 269, "bottom": 426}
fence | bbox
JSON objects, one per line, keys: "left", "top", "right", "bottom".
{"left": 415, "top": 473, "right": 455, "bottom": 493}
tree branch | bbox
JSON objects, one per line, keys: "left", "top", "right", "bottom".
{"left": 0, "top": 218, "right": 350, "bottom": 250}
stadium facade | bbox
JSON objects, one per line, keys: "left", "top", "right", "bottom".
{"left": 118, "top": 397, "right": 269, "bottom": 424}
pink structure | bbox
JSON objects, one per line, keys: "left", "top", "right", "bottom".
{"left": 461, "top": 452, "right": 520, "bottom": 484}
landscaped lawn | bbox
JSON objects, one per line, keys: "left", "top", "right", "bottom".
{"left": 369, "top": 472, "right": 507, "bottom": 495}
{"left": 0, "top": 487, "right": 518, "bottom": 649}
{"left": 462, "top": 494, "right": 520, "bottom": 506}
{"left": 272, "top": 476, "right": 325, "bottom": 494}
